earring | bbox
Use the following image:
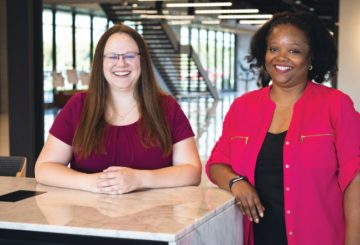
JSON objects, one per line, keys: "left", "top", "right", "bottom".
{"left": 309, "top": 65, "right": 313, "bottom": 71}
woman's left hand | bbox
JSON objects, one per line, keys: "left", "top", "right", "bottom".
{"left": 97, "top": 166, "right": 141, "bottom": 194}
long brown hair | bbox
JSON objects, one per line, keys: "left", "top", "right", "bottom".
{"left": 73, "top": 24, "right": 172, "bottom": 158}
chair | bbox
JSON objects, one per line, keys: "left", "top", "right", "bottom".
{"left": 0, "top": 156, "right": 27, "bottom": 177}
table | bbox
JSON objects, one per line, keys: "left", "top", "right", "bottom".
{"left": 0, "top": 177, "right": 243, "bottom": 245}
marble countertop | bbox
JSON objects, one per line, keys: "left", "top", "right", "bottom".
{"left": 0, "top": 177, "right": 235, "bottom": 242}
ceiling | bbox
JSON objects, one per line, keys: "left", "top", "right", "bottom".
{"left": 230, "top": 0, "right": 339, "bottom": 29}
{"left": 43, "top": 0, "right": 339, "bottom": 31}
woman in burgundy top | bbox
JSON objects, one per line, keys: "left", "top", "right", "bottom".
{"left": 35, "top": 24, "right": 201, "bottom": 194}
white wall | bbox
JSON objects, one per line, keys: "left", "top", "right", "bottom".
{"left": 338, "top": 0, "right": 360, "bottom": 111}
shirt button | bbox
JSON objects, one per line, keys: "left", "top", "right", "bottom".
{"left": 286, "top": 187, "right": 290, "bottom": 191}
{"left": 285, "top": 141, "right": 290, "bottom": 145}
{"left": 285, "top": 164, "right": 290, "bottom": 168}
{"left": 286, "top": 210, "right": 291, "bottom": 214}
{"left": 289, "top": 231, "right": 293, "bottom": 236}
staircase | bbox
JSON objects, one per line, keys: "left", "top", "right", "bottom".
{"left": 100, "top": 4, "right": 219, "bottom": 100}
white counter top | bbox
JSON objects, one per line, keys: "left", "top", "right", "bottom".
{"left": 0, "top": 177, "right": 242, "bottom": 244}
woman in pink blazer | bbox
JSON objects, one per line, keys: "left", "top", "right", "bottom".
{"left": 207, "top": 12, "right": 360, "bottom": 245}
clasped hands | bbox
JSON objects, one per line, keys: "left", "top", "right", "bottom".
{"left": 231, "top": 180, "right": 265, "bottom": 224}
{"left": 94, "top": 166, "right": 142, "bottom": 195}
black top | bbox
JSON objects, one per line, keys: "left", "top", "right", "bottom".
{"left": 254, "top": 131, "right": 288, "bottom": 245}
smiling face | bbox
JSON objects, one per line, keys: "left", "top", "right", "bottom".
{"left": 265, "top": 24, "right": 312, "bottom": 89}
{"left": 103, "top": 33, "right": 141, "bottom": 93}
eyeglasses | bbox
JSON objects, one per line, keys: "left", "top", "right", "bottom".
{"left": 103, "top": 52, "right": 140, "bottom": 63}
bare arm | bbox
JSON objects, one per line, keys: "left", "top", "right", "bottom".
{"left": 209, "top": 164, "right": 265, "bottom": 223}
{"left": 138, "top": 136, "right": 202, "bottom": 188}
{"left": 344, "top": 172, "right": 360, "bottom": 245}
{"left": 98, "top": 137, "right": 202, "bottom": 194}
{"left": 35, "top": 134, "right": 100, "bottom": 192}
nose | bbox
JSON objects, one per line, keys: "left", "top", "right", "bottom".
{"left": 276, "top": 50, "right": 289, "bottom": 62}
{"left": 116, "top": 55, "right": 127, "bottom": 66}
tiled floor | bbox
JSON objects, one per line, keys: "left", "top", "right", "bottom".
{"left": 0, "top": 92, "right": 241, "bottom": 186}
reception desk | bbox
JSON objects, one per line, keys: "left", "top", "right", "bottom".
{"left": 0, "top": 177, "right": 243, "bottom": 244}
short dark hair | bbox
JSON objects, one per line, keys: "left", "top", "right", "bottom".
{"left": 247, "top": 11, "right": 337, "bottom": 83}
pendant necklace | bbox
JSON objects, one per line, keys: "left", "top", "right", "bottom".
{"left": 116, "top": 103, "right": 137, "bottom": 121}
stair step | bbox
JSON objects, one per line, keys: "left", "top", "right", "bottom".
{"left": 142, "top": 35, "right": 168, "bottom": 39}
{"left": 145, "top": 39, "right": 171, "bottom": 44}
{"left": 148, "top": 45, "right": 173, "bottom": 49}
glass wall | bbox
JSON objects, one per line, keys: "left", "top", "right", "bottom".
{"left": 42, "top": 7, "right": 109, "bottom": 104}
{"left": 180, "top": 26, "right": 236, "bottom": 92}
{"left": 43, "top": 10, "right": 53, "bottom": 104}
{"left": 93, "top": 16, "right": 108, "bottom": 55}
{"left": 75, "top": 14, "right": 91, "bottom": 72}
{"left": 55, "top": 12, "right": 73, "bottom": 74}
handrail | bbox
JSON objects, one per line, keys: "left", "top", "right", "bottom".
{"left": 161, "top": 21, "right": 180, "bottom": 52}
{"left": 181, "top": 45, "right": 219, "bottom": 100}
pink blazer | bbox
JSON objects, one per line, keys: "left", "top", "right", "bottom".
{"left": 207, "top": 81, "right": 360, "bottom": 245}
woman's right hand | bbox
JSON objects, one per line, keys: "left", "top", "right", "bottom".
{"left": 231, "top": 180, "right": 265, "bottom": 224}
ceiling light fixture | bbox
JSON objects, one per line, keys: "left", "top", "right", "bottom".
{"left": 140, "top": 14, "right": 195, "bottom": 20}
{"left": 195, "top": 9, "right": 259, "bottom": 14}
{"left": 139, "top": 0, "right": 172, "bottom": 1}
{"left": 239, "top": 20, "right": 268, "bottom": 25}
{"left": 132, "top": 10, "right": 158, "bottom": 14}
{"left": 201, "top": 20, "right": 221, "bottom": 25}
{"left": 219, "top": 14, "right": 273, "bottom": 19}
{"left": 168, "top": 20, "right": 192, "bottom": 25}
{"left": 167, "top": 2, "right": 232, "bottom": 8}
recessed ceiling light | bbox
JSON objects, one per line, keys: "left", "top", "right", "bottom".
{"left": 195, "top": 9, "right": 259, "bottom": 14}
{"left": 239, "top": 20, "right": 267, "bottom": 25}
{"left": 167, "top": 2, "right": 232, "bottom": 8}
{"left": 140, "top": 14, "right": 195, "bottom": 20}
{"left": 168, "top": 20, "right": 192, "bottom": 25}
{"left": 219, "top": 14, "right": 273, "bottom": 19}
{"left": 201, "top": 20, "right": 221, "bottom": 24}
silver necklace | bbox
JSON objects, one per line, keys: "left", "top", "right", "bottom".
{"left": 115, "top": 103, "right": 137, "bottom": 121}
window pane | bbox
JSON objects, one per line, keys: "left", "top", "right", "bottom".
{"left": 199, "top": 29, "right": 208, "bottom": 70}
{"left": 55, "top": 11, "right": 73, "bottom": 90}
{"left": 191, "top": 28, "right": 198, "bottom": 53}
{"left": 180, "top": 26, "right": 189, "bottom": 45}
{"left": 93, "top": 16, "right": 108, "bottom": 55}
{"left": 230, "top": 33, "right": 235, "bottom": 90}
{"left": 223, "top": 32, "right": 231, "bottom": 90}
{"left": 216, "top": 31, "right": 223, "bottom": 90}
{"left": 43, "top": 9, "right": 53, "bottom": 104}
{"left": 75, "top": 14, "right": 91, "bottom": 72}
{"left": 208, "top": 30, "right": 216, "bottom": 79}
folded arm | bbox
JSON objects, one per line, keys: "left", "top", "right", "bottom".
{"left": 35, "top": 134, "right": 101, "bottom": 192}
{"left": 98, "top": 137, "right": 202, "bottom": 194}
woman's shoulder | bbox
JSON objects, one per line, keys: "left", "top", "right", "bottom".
{"left": 159, "top": 94, "right": 181, "bottom": 111}
{"left": 68, "top": 91, "right": 87, "bottom": 103}
{"left": 159, "top": 93, "right": 177, "bottom": 103}
{"left": 309, "top": 82, "right": 352, "bottom": 101}
{"left": 232, "top": 87, "right": 269, "bottom": 107}
{"left": 60, "top": 91, "right": 88, "bottom": 116}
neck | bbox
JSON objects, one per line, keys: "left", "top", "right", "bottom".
{"left": 108, "top": 91, "right": 137, "bottom": 108}
{"left": 106, "top": 91, "right": 139, "bottom": 121}
{"left": 270, "top": 82, "right": 307, "bottom": 106}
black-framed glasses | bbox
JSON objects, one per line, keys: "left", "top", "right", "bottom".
{"left": 103, "top": 52, "right": 140, "bottom": 63}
